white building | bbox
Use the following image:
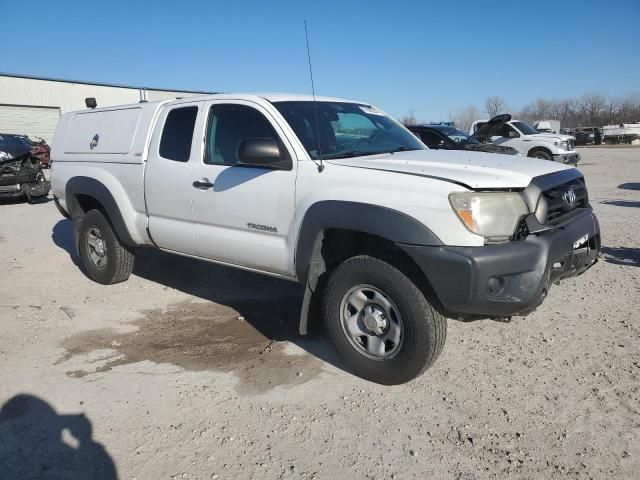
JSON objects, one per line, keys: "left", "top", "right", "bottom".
{"left": 0, "top": 73, "right": 211, "bottom": 142}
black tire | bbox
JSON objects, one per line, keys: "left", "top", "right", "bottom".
{"left": 78, "top": 209, "right": 135, "bottom": 285}
{"left": 529, "top": 150, "right": 553, "bottom": 161}
{"left": 323, "top": 255, "right": 447, "bottom": 385}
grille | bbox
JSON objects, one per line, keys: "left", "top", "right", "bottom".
{"left": 542, "top": 178, "right": 589, "bottom": 224}
{"left": 567, "top": 139, "right": 575, "bottom": 150}
{"left": 513, "top": 217, "right": 529, "bottom": 240}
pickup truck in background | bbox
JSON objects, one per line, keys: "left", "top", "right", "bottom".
{"left": 470, "top": 115, "right": 581, "bottom": 165}
{"left": 50, "top": 94, "right": 600, "bottom": 384}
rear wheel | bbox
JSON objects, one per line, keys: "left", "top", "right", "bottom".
{"left": 529, "top": 150, "right": 553, "bottom": 161}
{"left": 78, "top": 209, "right": 135, "bottom": 285}
{"left": 323, "top": 255, "right": 447, "bottom": 385}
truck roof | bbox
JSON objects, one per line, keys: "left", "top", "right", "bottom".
{"left": 81, "top": 93, "right": 365, "bottom": 113}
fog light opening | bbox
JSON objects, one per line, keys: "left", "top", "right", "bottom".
{"left": 487, "top": 276, "right": 506, "bottom": 296}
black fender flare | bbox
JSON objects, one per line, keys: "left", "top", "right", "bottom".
{"left": 65, "top": 176, "right": 137, "bottom": 249}
{"left": 295, "top": 201, "right": 442, "bottom": 334}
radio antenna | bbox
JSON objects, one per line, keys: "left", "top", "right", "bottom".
{"left": 304, "top": 20, "right": 324, "bottom": 173}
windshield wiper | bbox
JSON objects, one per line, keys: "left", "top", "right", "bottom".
{"left": 387, "top": 146, "right": 420, "bottom": 154}
{"left": 319, "top": 151, "right": 381, "bottom": 160}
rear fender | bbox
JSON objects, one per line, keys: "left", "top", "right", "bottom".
{"left": 65, "top": 176, "right": 138, "bottom": 253}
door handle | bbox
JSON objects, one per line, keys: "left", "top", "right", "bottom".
{"left": 192, "top": 179, "right": 214, "bottom": 189}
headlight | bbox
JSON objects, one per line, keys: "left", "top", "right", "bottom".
{"left": 449, "top": 192, "right": 529, "bottom": 242}
{"left": 556, "top": 141, "right": 568, "bottom": 150}
{"left": 0, "top": 151, "right": 13, "bottom": 161}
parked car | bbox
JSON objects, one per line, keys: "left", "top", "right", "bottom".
{"left": 574, "top": 127, "right": 602, "bottom": 146}
{"left": 0, "top": 133, "right": 52, "bottom": 168}
{"left": 0, "top": 134, "right": 50, "bottom": 201}
{"left": 470, "top": 116, "right": 580, "bottom": 165}
{"left": 409, "top": 119, "right": 519, "bottom": 155}
{"left": 51, "top": 94, "right": 600, "bottom": 385}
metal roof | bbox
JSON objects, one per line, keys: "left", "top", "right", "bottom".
{"left": 0, "top": 72, "right": 214, "bottom": 95}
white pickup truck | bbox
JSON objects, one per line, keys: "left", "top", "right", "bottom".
{"left": 470, "top": 115, "right": 581, "bottom": 165}
{"left": 50, "top": 93, "right": 600, "bottom": 385}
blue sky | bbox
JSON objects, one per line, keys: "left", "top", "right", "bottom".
{"left": 3, "top": 0, "right": 639, "bottom": 120}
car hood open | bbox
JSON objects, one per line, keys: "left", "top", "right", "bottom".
{"left": 470, "top": 114, "right": 512, "bottom": 142}
{"left": 327, "top": 149, "right": 572, "bottom": 189}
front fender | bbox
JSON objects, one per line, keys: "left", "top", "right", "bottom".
{"left": 294, "top": 200, "right": 442, "bottom": 281}
{"left": 294, "top": 201, "right": 442, "bottom": 335}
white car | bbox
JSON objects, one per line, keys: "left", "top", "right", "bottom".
{"left": 470, "top": 115, "right": 580, "bottom": 165}
{"left": 50, "top": 93, "right": 600, "bottom": 384}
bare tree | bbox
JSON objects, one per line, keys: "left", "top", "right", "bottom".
{"left": 579, "top": 93, "right": 607, "bottom": 125}
{"left": 453, "top": 105, "right": 480, "bottom": 132}
{"left": 485, "top": 96, "right": 505, "bottom": 117}
{"left": 400, "top": 110, "right": 417, "bottom": 126}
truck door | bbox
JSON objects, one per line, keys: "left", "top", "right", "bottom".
{"left": 189, "top": 100, "right": 297, "bottom": 277}
{"left": 144, "top": 102, "right": 202, "bottom": 254}
{"left": 492, "top": 123, "right": 523, "bottom": 152}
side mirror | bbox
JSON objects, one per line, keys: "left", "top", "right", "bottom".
{"left": 237, "top": 138, "right": 291, "bottom": 170}
{"left": 85, "top": 97, "right": 97, "bottom": 109}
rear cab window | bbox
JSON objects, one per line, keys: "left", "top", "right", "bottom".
{"left": 159, "top": 106, "right": 198, "bottom": 162}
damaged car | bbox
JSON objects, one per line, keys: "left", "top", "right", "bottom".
{"left": 0, "top": 133, "right": 52, "bottom": 168}
{"left": 409, "top": 115, "right": 519, "bottom": 155}
{"left": 0, "top": 134, "right": 50, "bottom": 202}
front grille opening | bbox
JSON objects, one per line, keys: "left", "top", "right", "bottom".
{"left": 543, "top": 178, "right": 589, "bottom": 224}
{"left": 512, "top": 217, "right": 529, "bottom": 240}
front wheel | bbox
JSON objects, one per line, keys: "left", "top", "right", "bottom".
{"left": 323, "top": 255, "right": 447, "bottom": 385}
{"left": 529, "top": 150, "right": 553, "bottom": 161}
{"left": 78, "top": 209, "right": 135, "bottom": 285}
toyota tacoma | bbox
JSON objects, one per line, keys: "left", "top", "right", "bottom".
{"left": 50, "top": 94, "right": 600, "bottom": 384}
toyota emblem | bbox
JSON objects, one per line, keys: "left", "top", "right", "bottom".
{"left": 562, "top": 187, "right": 577, "bottom": 209}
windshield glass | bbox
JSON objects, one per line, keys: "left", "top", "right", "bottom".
{"left": 436, "top": 126, "right": 478, "bottom": 144}
{"left": 273, "top": 101, "right": 425, "bottom": 160}
{"left": 512, "top": 121, "right": 539, "bottom": 135}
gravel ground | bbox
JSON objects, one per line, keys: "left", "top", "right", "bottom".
{"left": 1, "top": 147, "right": 638, "bottom": 480}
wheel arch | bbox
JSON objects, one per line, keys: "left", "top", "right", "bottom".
{"left": 527, "top": 146, "right": 554, "bottom": 158}
{"left": 295, "top": 201, "right": 443, "bottom": 334}
{"left": 65, "top": 176, "right": 137, "bottom": 249}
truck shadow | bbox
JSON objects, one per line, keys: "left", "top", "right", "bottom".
{"left": 0, "top": 394, "right": 118, "bottom": 479}
{"left": 51, "top": 219, "right": 346, "bottom": 380}
{"left": 599, "top": 199, "right": 640, "bottom": 208}
{"left": 600, "top": 247, "right": 640, "bottom": 267}
{"left": 618, "top": 182, "right": 640, "bottom": 191}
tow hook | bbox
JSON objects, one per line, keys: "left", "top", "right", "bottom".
{"left": 493, "top": 316, "right": 512, "bottom": 323}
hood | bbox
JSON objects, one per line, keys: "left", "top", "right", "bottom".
{"left": 471, "top": 114, "right": 511, "bottom": 142}
{"left": 327, "top": 149, "right": 572, "bottom": 189}
{"left": 528, "top": 133, "right": 575, "bottom": 142}
{"left": 0, "top": 140, "right": 31, "bottom": 164}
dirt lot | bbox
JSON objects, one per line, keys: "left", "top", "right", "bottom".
{"left": 1, "top": 147, "right": 639, "bottom": 480}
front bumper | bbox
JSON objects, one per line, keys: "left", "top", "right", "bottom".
{"left": 399, "top": 210, "right": 600, "bottom": 319}
{"left": 553, "top": 152, "right": 580, "bottom": 164}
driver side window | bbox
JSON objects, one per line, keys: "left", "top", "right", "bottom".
{"left": 496, "top": 124, "right": 518, "bottom": 138}
{"left": 204, "top": 105, "right": 284, "bottom": 165}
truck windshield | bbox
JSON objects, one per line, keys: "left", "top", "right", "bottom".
{"left": 273, "top": 101, "right": 425, "bottom": 160}
{"left": 512, "top": 121, "right": 539, "bottom": 135}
